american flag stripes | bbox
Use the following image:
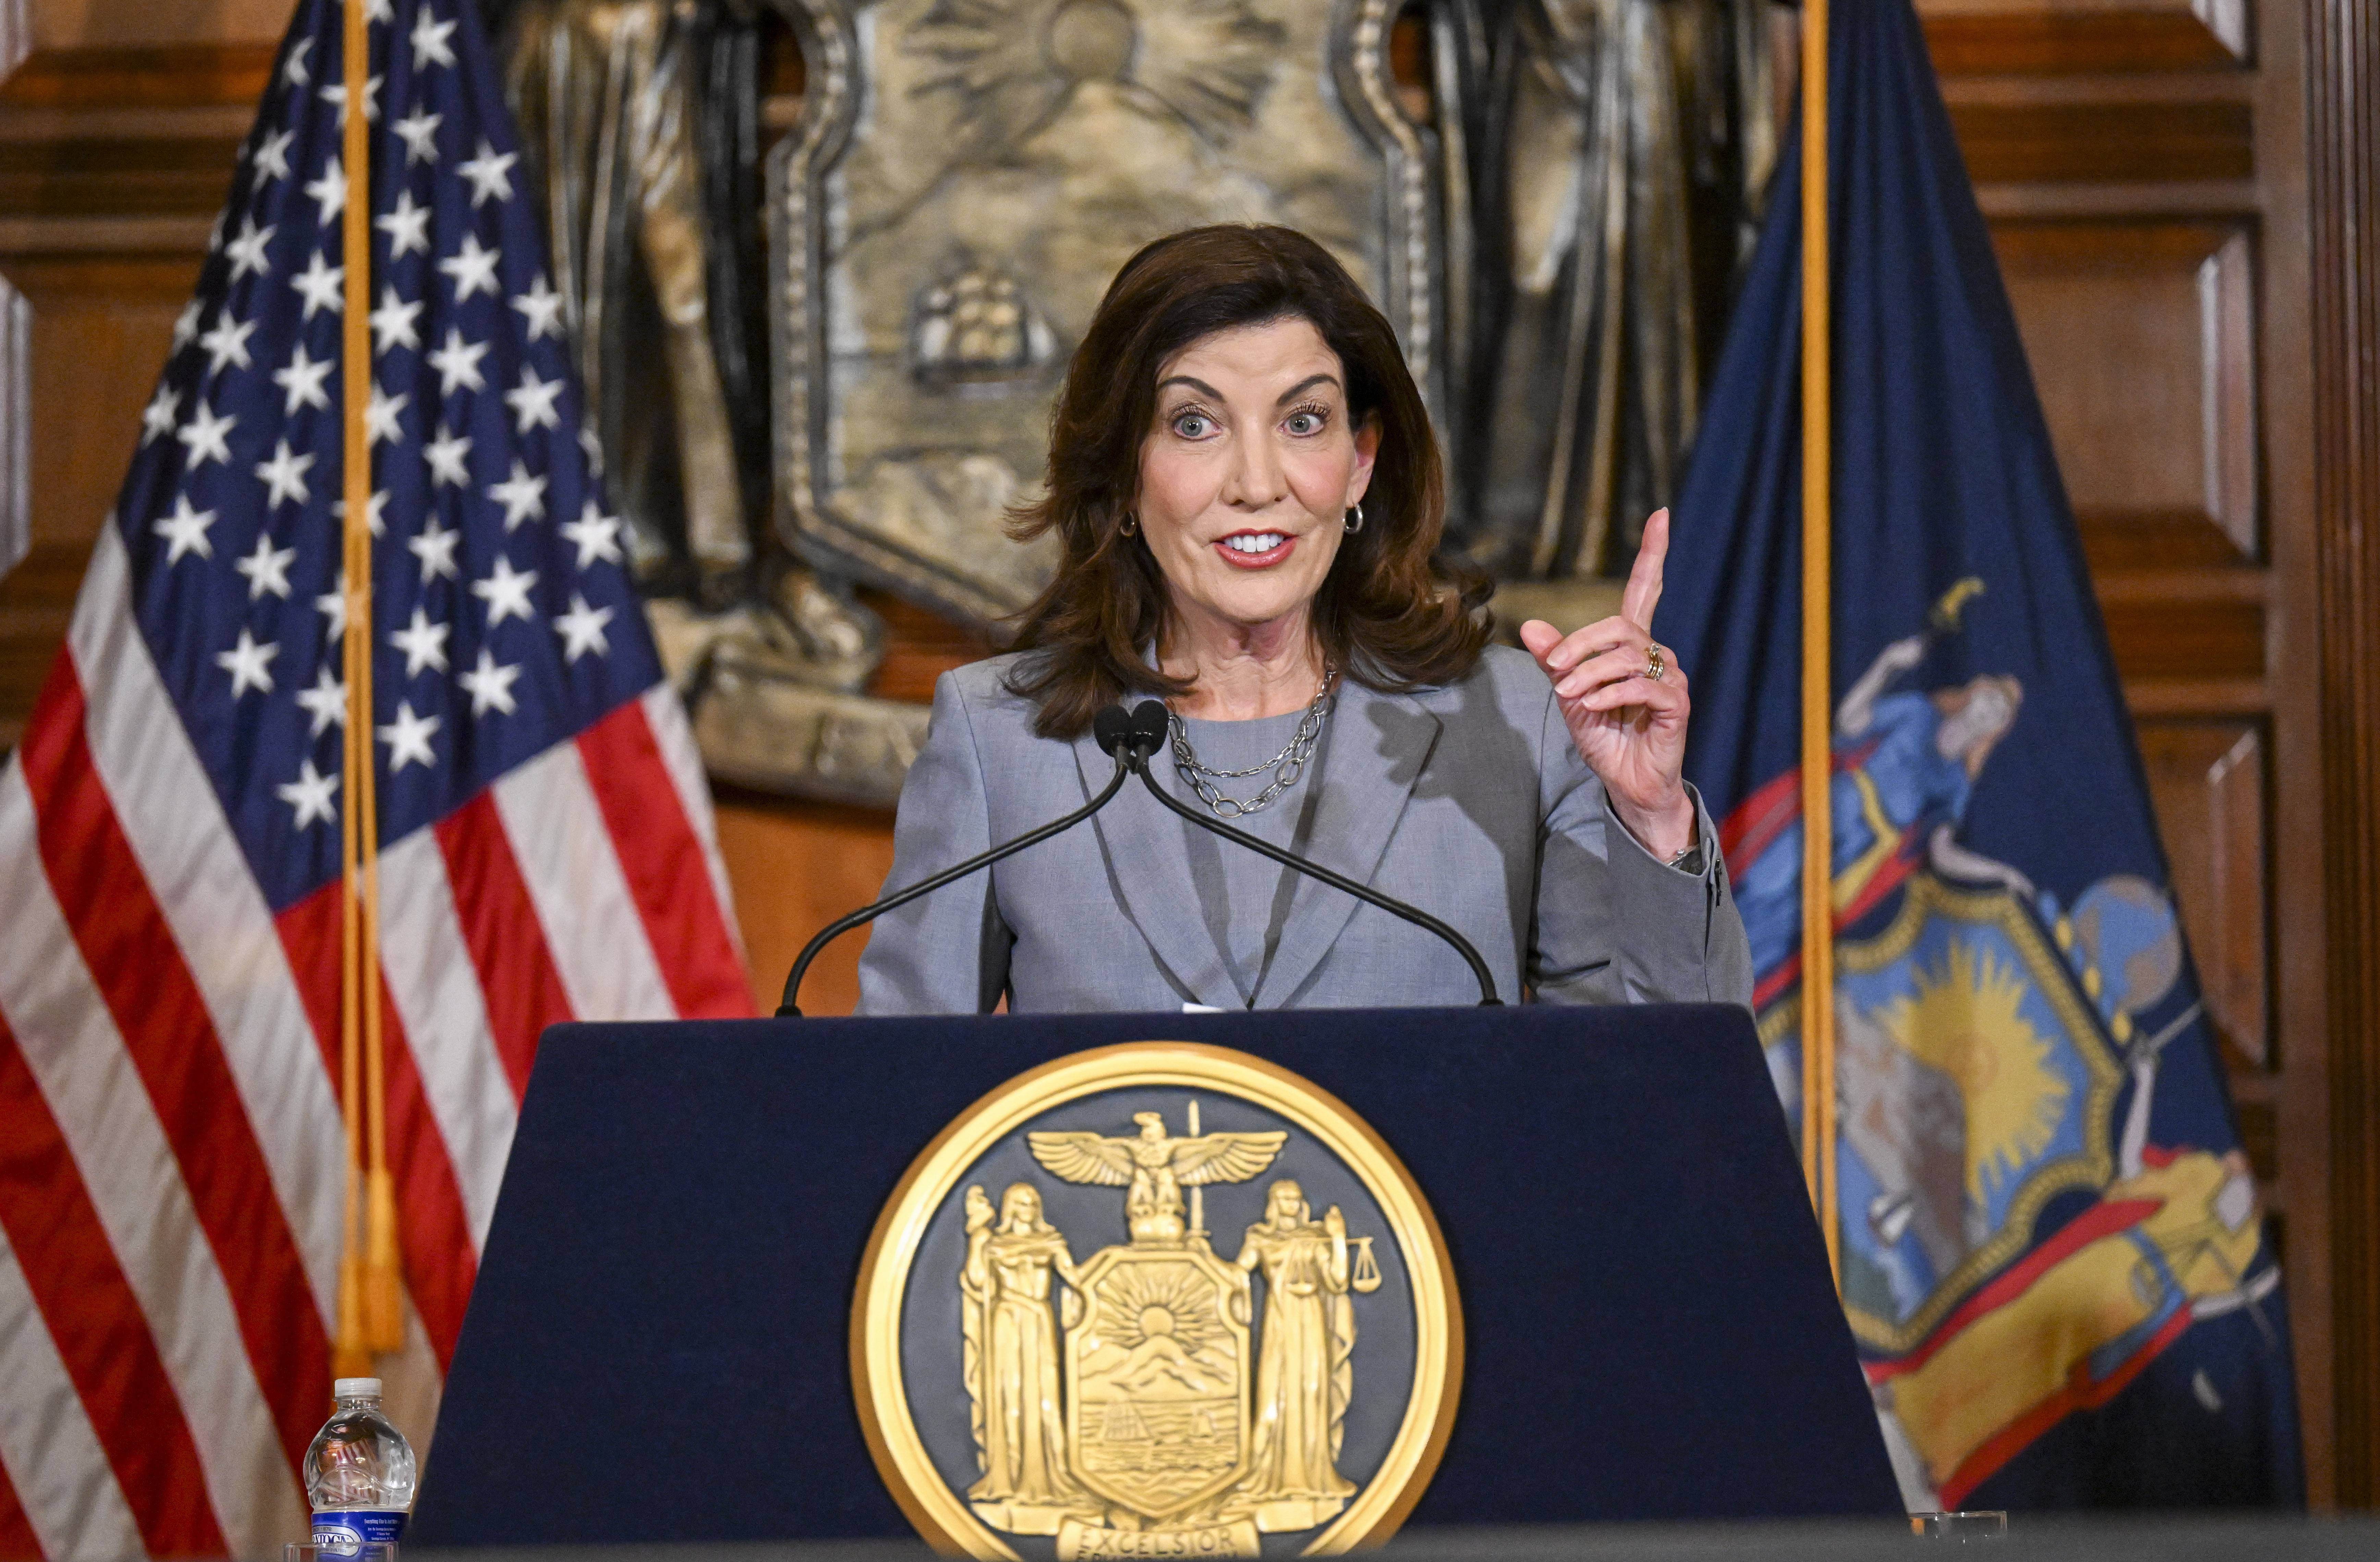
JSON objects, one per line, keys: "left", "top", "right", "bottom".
{"left": 0, "top": 0, "right": 755, "bottom": 1554}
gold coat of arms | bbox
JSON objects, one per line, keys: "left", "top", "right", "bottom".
{"left": 854, "top": 1046, "right": 1461, "bottom": 1559}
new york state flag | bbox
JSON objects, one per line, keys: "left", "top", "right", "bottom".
{"left": 1659, "top": 0, "right": 2300, "bottom": 1510}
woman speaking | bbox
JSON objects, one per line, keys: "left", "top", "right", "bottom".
{"left": 855, "top": 226, "right": 1751, "bottom": 1014}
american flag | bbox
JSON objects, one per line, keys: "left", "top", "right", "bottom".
{"left": 0, "top": 0, "right": 754, "bottom": 1554}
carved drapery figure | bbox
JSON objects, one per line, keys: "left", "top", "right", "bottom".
{"left": 960, "top": 1184, "right": 1083, "bottom": 1506}
{"left": 1443, "top": 0, "right": 1778, "bottom": 580}
{"left": 488, "top": 0, "right": 933, "bottom": 804}
{"left": 491, "top": 0, "right": 766, "bottom": 594}
{"left": 1234, "top": 1181, "right": 1357, "bottom": 1508}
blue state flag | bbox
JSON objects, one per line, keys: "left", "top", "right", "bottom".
{"left": 1659, "top": 0, "right": 2302, "bottom": 1509}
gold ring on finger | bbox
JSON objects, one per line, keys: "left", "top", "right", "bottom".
{"left": 1645, "top": 643, "right": 1667, "bottom": 682}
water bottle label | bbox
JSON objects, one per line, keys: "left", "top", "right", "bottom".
{"left": 312, "top": 1510, "right": 406, "bottom": 1556}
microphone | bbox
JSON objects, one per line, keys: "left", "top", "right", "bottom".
{"left": 775, "top": 699, "right": 1166, "bottom": 1016}
{"left": 1115, "top": 700, "right": 1504, "bottom": 1006}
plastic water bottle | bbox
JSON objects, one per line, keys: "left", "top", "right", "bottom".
{"left": 304, "top": 1378, "right": 416, "bottom": 1557}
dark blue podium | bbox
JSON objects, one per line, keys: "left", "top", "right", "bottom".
{"left": 408, "top": 1005, "right": 1899, "bottom": 1545}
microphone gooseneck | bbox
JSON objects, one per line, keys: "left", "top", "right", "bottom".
{"left": 776, "top": 740, "right": 1135, "bottom": 1016}
{"left": 1118, "top": 701, "right": 1504, "bottom": 1006}
{"left": 778, "top": 697, "right": 1500, "bottom": 1014}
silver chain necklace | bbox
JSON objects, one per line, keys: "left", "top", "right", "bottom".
{"left": 1168, "top": 667, "right": 1337, "bottom": 819}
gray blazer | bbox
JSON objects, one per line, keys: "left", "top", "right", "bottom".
{"left": 854, "top": 645, "right": 1754, "bottom": 1014}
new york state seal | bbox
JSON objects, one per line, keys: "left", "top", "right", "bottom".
{"left": 853, "top": 1044, "right": 1462, "bottom": 1559}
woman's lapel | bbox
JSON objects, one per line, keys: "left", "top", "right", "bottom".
{"left": 1068, "top": 729, "right": 1241, "bottom": 1008}
{"left": 1251, "top": 681, "right": 1444, "bottom": 1009}
{"left": 1064, "top": 682, "right": 1447, "bottom": 1011}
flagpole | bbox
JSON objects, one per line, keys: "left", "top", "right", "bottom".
{"left": 1799, "top": 0, "right": 1840, "bottom": 1284}
{"left": 335, "top": 0, "right": 403, "bottom": 1366}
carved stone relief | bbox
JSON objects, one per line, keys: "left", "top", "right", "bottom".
{"left": 767, "top": 0, "right": 1446, "bottom": 628}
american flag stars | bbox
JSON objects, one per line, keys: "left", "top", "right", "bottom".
{"left": 235, "top": 533, "right": 298, "bottom": 599}
{"left": 560, "top": 499, "right": 623, "bottom": 567}
{"left": 392, "top": 104, "right": 442, "bottom": 166}
{"left": 471, "top": 555, "right": 537, "bottom": 626}
{"left": 291, "top": 249, "right": 344, "bottom": 318}
{"left": 424, "top": 422, "right": 472, "bottom": 485}
{"left": 370, "top": 284, "right": 421, "bottom": 351}
{"left": 504, "top": 365, "right": 563, "bottom": 432}
{"left": 155, "top": 495, "right": 218, "bottom": 563}
{"left": 274, "top": 342, "right": 335, "bottom": 414}
{"left": 377, "top": 188, "right": 431, "bottom": 258}
{"left": 408, "top": 515, "right": 461, "bottom": 581}
{"left": 513, "top": 272, "right": 563, "bottom": 339}
{"left": 440, "top": 232, "right": 501, "bottom": 299}
{"left": 276, "top": 755, "right": 341, "bottom": 827}
{"left": 457, "top": 647, "right": 521, "bottom": 716}
{"left": 199, "top": 312, "right": 258, "bottom": 374}
{"left": 256, "top": 439, "right": 316, "bottom": 507}
{"left": 427, "top": 326, "right": 489, "bottom": 395}
{"left": 224, "top": 217, "right": 278, "bottom": 281}
{"left": 142, "top": 384, "right": 182, "bottom": 443}
{"left": 217, "top": 627, "right": 279, "bottom": 697}
{"left": 554, "top": 593, "right": 614, "bottom": 663}
{"left": 409, "top": 7, "right": 457, "bottom": 68}
{"left": 390, "top": 606, "right": 451, "bottom": 675}
{"left": 254, "top": 126, "right": 296, "bottom": 183}
{"left": 377, "top": 699, "right": 439, "bottom": 771}
{"left": 457, "top": 138, "right": 515, "bottom": 206}
{"left": 304, "top": 155, "right": 347, "bottom": 224}
{"left": 296, "top": 664, "right": 347, "bottom": 736}
{"left": 177, "top": 402, "right": 237, "bottom": 467}
{"left": 489, "top": 459, "right": 545, "bottom": 528}
{"left": 109, "top": 0, "right": 654, "bottom": 891}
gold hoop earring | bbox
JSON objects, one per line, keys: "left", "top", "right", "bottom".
{"left": 1344, "top": 503, "right": 1365, "bottom": 535}
{"left": 1119, "top": 513, "right": 1139, "bottom": 537}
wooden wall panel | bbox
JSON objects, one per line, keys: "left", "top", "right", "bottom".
{"left": 30, "top": 0, "right": 288, "bottom": 51}
{"left": 713, "top": 790, "right": 894, "bottom": 1017}
{"left": 2305, "top": 0, "right": 2380, "bottom": 1505}
{"left": 0, "top": 249, "right": 197, "bottom": 744}
{"left": 0, "top": 252, "right": 196, "bottom": 744}
{"left": 2138, "top": 719, "right": 2269, "bottom": 1069}
{"left": 1994, "top": 219, "right": 2257, "bottom": 558}
{"left": 1921, "top": 0, "right": 2248, "bottom": 73}
{"left": 0, "top": 37, "right": 233, "bottom": 748}
{"left": 0, "top": 271, "right": 25, "bottom": 578}
{"left": 1951, "top": 97, "right": 2252, "bottom": 182}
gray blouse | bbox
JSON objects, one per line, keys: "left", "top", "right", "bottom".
{"left": 1160, "top": 707, "right": 1326, "bottom": 1006}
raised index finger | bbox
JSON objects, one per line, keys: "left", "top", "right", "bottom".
{"left": 1621, "top": 507, "right": 1671, "bottom": 629}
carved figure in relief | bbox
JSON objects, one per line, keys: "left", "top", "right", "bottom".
{"left": 1445, "top": 0, "right": 1778, "bottom": 581}
{"left": 1234, "top": 1180, "right": 1357, "bottom": 1521}
{"left": 961, "top": 1184, "right": 1084, "bottom": 1511}
{"left": 488, "top": 0, "right": 911, "bottom": 806}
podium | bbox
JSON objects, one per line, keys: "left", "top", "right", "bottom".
{"left": 408, "top": 1005, "right": 1899, "bottom": 1545}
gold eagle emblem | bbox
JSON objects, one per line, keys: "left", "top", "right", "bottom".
{"left": 1028, "top": 1114, "right": 1286, "bottom": 1244}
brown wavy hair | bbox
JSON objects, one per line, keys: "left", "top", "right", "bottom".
{"left": 1004, "top": 224, "right": 1490, "bottom": 739}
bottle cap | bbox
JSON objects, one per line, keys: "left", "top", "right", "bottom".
{"left": 333, "top": 1377, "right": 382, "bottom": 1399}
